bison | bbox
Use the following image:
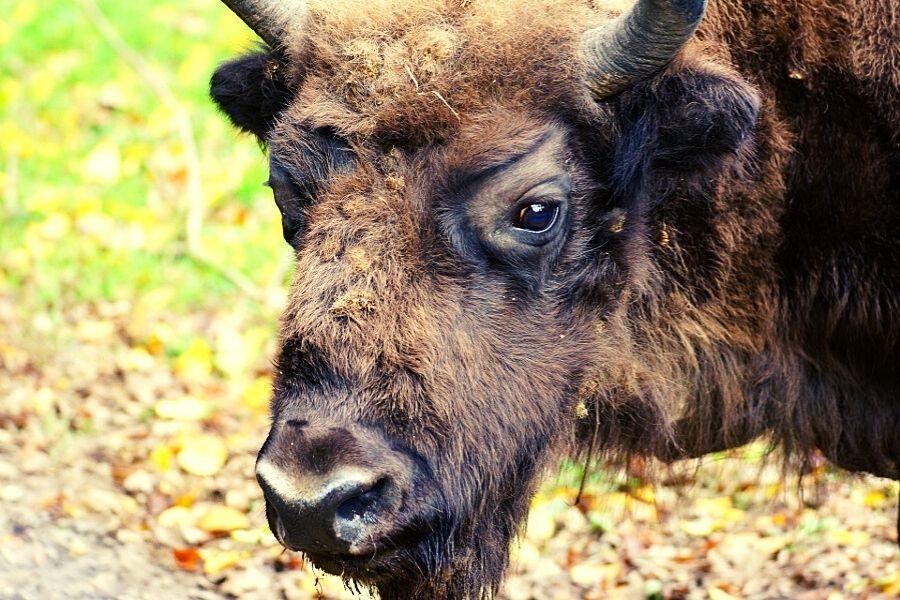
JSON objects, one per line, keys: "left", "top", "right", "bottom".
{"left": 208, "top": 0, "right": 899, "bottom": 596}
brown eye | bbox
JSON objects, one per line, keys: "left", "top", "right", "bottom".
{"left": 514, "top": 202, "right": 559, "bottom": 232}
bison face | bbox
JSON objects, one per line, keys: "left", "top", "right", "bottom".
{"left": 210, "top": 0, "right": 762, "bottom": 595}
{"left": 255, "top": 116, "right": 599, "bottom": 594}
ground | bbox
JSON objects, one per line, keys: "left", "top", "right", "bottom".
{"left": 0, "top": 0, "right": 897, "bottom": 598}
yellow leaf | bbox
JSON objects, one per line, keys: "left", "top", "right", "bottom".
{"left": 75, "top": 319, "right": 115, "bottom": 342}
{"left": 242, "top": 376, "right": 272, "bottom": 412}
{"left": 149, "top": 445, "right": 174, "bottom": 472}
{"left": 82, "top": 141, "right": 122, "bottom": 185}
{"left": 630, "top": 484, "right": 656, "bottom": 504}
{"left": 694, "top": 496, "right": 733, "bottom": 517}
{"left": 680, "top": 517, "right": 718, "bottom": 537}
{"left": 603, "top": 492, "right": 629, "bottom": 515}
{"left": 3, "top": 247, "right": 30, "bottom": 272}
{"left": 158, "top": 506, "right": 195, "bottom": 528}
{"left": 755, "top": 535, "right": 790, "bottom": 556}
{"left": 230, "top": 528, "right": 266, "bottom": 544}
{"left": 76, "top": 211, "right": 118, "bottom": 241}
{"left": 0, "top": 122, "right": 36, "bottom": 159}
{"left": 873, "top": 571, "right": 900, "bottom": 593}
{"left": 118, "top": 347, "right": 156, "bottom": 372}
{"left": 525, "top": 503, "right": 557, "bottom": 543}
{"left": 177, "top": 435, "right": 227, "bottom": 476}
{"left": 764, "top": 483, "right": 782, "bottom": 500}
{"left": 863, "top": 490, "right": 886, "bottom": 508}
{"left": 198, "top": 549, "right": 242, "bottom": 575}
{"left": 155, "top": 397, "right": 211, "bottom": 421}
{"left": 175, "top": 338, "right": 214, "bottom": 381}
{"left": 826, "top": 530, "right": 870, "bottom": 547}
{"left": 199, "top": 505, "right": 251, "bottom": 533}
{"left": 174, "top": 490, "right": 199, "bottom": 508}
{"left": 145, "top": 322, "right": 176, "bottom": 356}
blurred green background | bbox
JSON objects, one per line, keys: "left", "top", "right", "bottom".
{"left": 1, "top": 0, "right": 284, "bottom": 322}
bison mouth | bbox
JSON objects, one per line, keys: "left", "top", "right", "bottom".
{"left": 266, "top": 502, "right": 442, "bottom": 585}
{"left": 264, "top": 493, "right": 446, "bottom": 584}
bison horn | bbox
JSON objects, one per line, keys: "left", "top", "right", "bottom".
{"left": 219, "top": 0, "right": 307, "bottom": 48}
{"left": 582, "top": 0, "right": 707, "bottom": 98}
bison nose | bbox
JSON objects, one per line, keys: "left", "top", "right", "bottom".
{"left": 255, "top": 421, "right": 402, "bottom": 555}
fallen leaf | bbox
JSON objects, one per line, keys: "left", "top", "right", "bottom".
{"left": 863, "top": 490, "right": 886, "bottom": 508}
{"left": 173, "top": 547, "right": 201, "bottom": 572}
{"left": 509, "top": 539, "right": 541, "bottom": 571}
{"left": 75, "top": 319, "right": 116, "bottom": 342}
{"left": 158, "top": 505, "right": 195, "bottom": 528}
{"left": 242, "top": 376, "right": 272, "bottom": 412}
{"left": 199, "top": 505, "right": 250, "bottom": 533}
{"left": 149, "top": 445, "right": 175, "bottom": 472}
{"left": 230, "top": 528, "right": 267, "bottom": 544}
{"left": 708, "top": 586, "right": 740, "bottom": 600}
{"left": 680, "top": 517, "right": 718, "bottom": 537}
{"left": 175, "top": 338, "right": 214, "bottom": 381}
{"left": 755, "top": 534, "right": 790, "bottom": 556}
{"left": 826, "top": 529, "right": 870, "bottom": 547}
{"left": 155, "top": 397, "right": 211, "bottom": 421}
{"left": 177, "top": 435, "right": 227, "bottom": 476}
{"left": 525, "top": 502, "right": 557, "bottom": 543}
{"left": 199, "top": 549, "right": 242, "bottom": 575}
{"left": 629, "top": 484, "right": 656, "bottom": 504}
{"left": 874, "top": 571, "right": 900, "bottom": 593}
{"left": 694, "top": 496, "right": 733, "bottom": 516}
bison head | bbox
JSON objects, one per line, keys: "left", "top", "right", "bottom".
{"left": 210, "top": 0, "right": 765, "bottom": 596}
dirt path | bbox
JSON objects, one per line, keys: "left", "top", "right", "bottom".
{"left": 0, "top": 499, "right": 217, "bottom": 600}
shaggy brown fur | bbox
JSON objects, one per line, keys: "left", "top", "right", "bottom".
{"left": 210, "top": 0, "right": 899, "bottom": 597}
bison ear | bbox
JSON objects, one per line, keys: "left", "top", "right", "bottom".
{"left": 613, "top": 64, "right": 761, "bottom": 175}
{"left": 210, "top": 50, "right": 293, "bottom": 140}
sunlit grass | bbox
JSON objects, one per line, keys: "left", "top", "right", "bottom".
{"left": 1, "top": 0, "right": 280, "bottom": 321}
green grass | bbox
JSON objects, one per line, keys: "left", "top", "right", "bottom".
{"left": 0, "top": 0, "right": 280, "bottom": 321}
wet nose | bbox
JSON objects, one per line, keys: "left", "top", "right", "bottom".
{"left": 256, "top": 420, "right": 401, "bottom": 555}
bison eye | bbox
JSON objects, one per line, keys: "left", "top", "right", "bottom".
{"left": 267, "top": 159, "right": 308, "bottom": 246}
{"left": 514, "top": 202, "right": 559, "bottom": 233}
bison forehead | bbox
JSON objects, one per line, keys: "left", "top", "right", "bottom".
{"left": 280, "top": 0, "right": 616, "bottom": 144}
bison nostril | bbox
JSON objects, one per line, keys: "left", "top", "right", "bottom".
{"left": 335, "top": 477, "right": 390, "bottom": 523}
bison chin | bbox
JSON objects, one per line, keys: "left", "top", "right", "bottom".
{"left": 364, "top": 419, "right": 565, "bottom": 598}
{"left": 365, "top": 463, "right": 545, "bottom": 600}
{"left": 262, "top": 471, "right": 540, "bottom": 599}
{"left": 256, "top": 412, "right": 557, "bottom": 599}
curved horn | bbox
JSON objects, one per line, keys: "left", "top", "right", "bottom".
{"left": 582, "top": 0, "right": 707, "bottom": 98}
{"left": 220, "top": 0, "right": 307, "bottom": 48}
